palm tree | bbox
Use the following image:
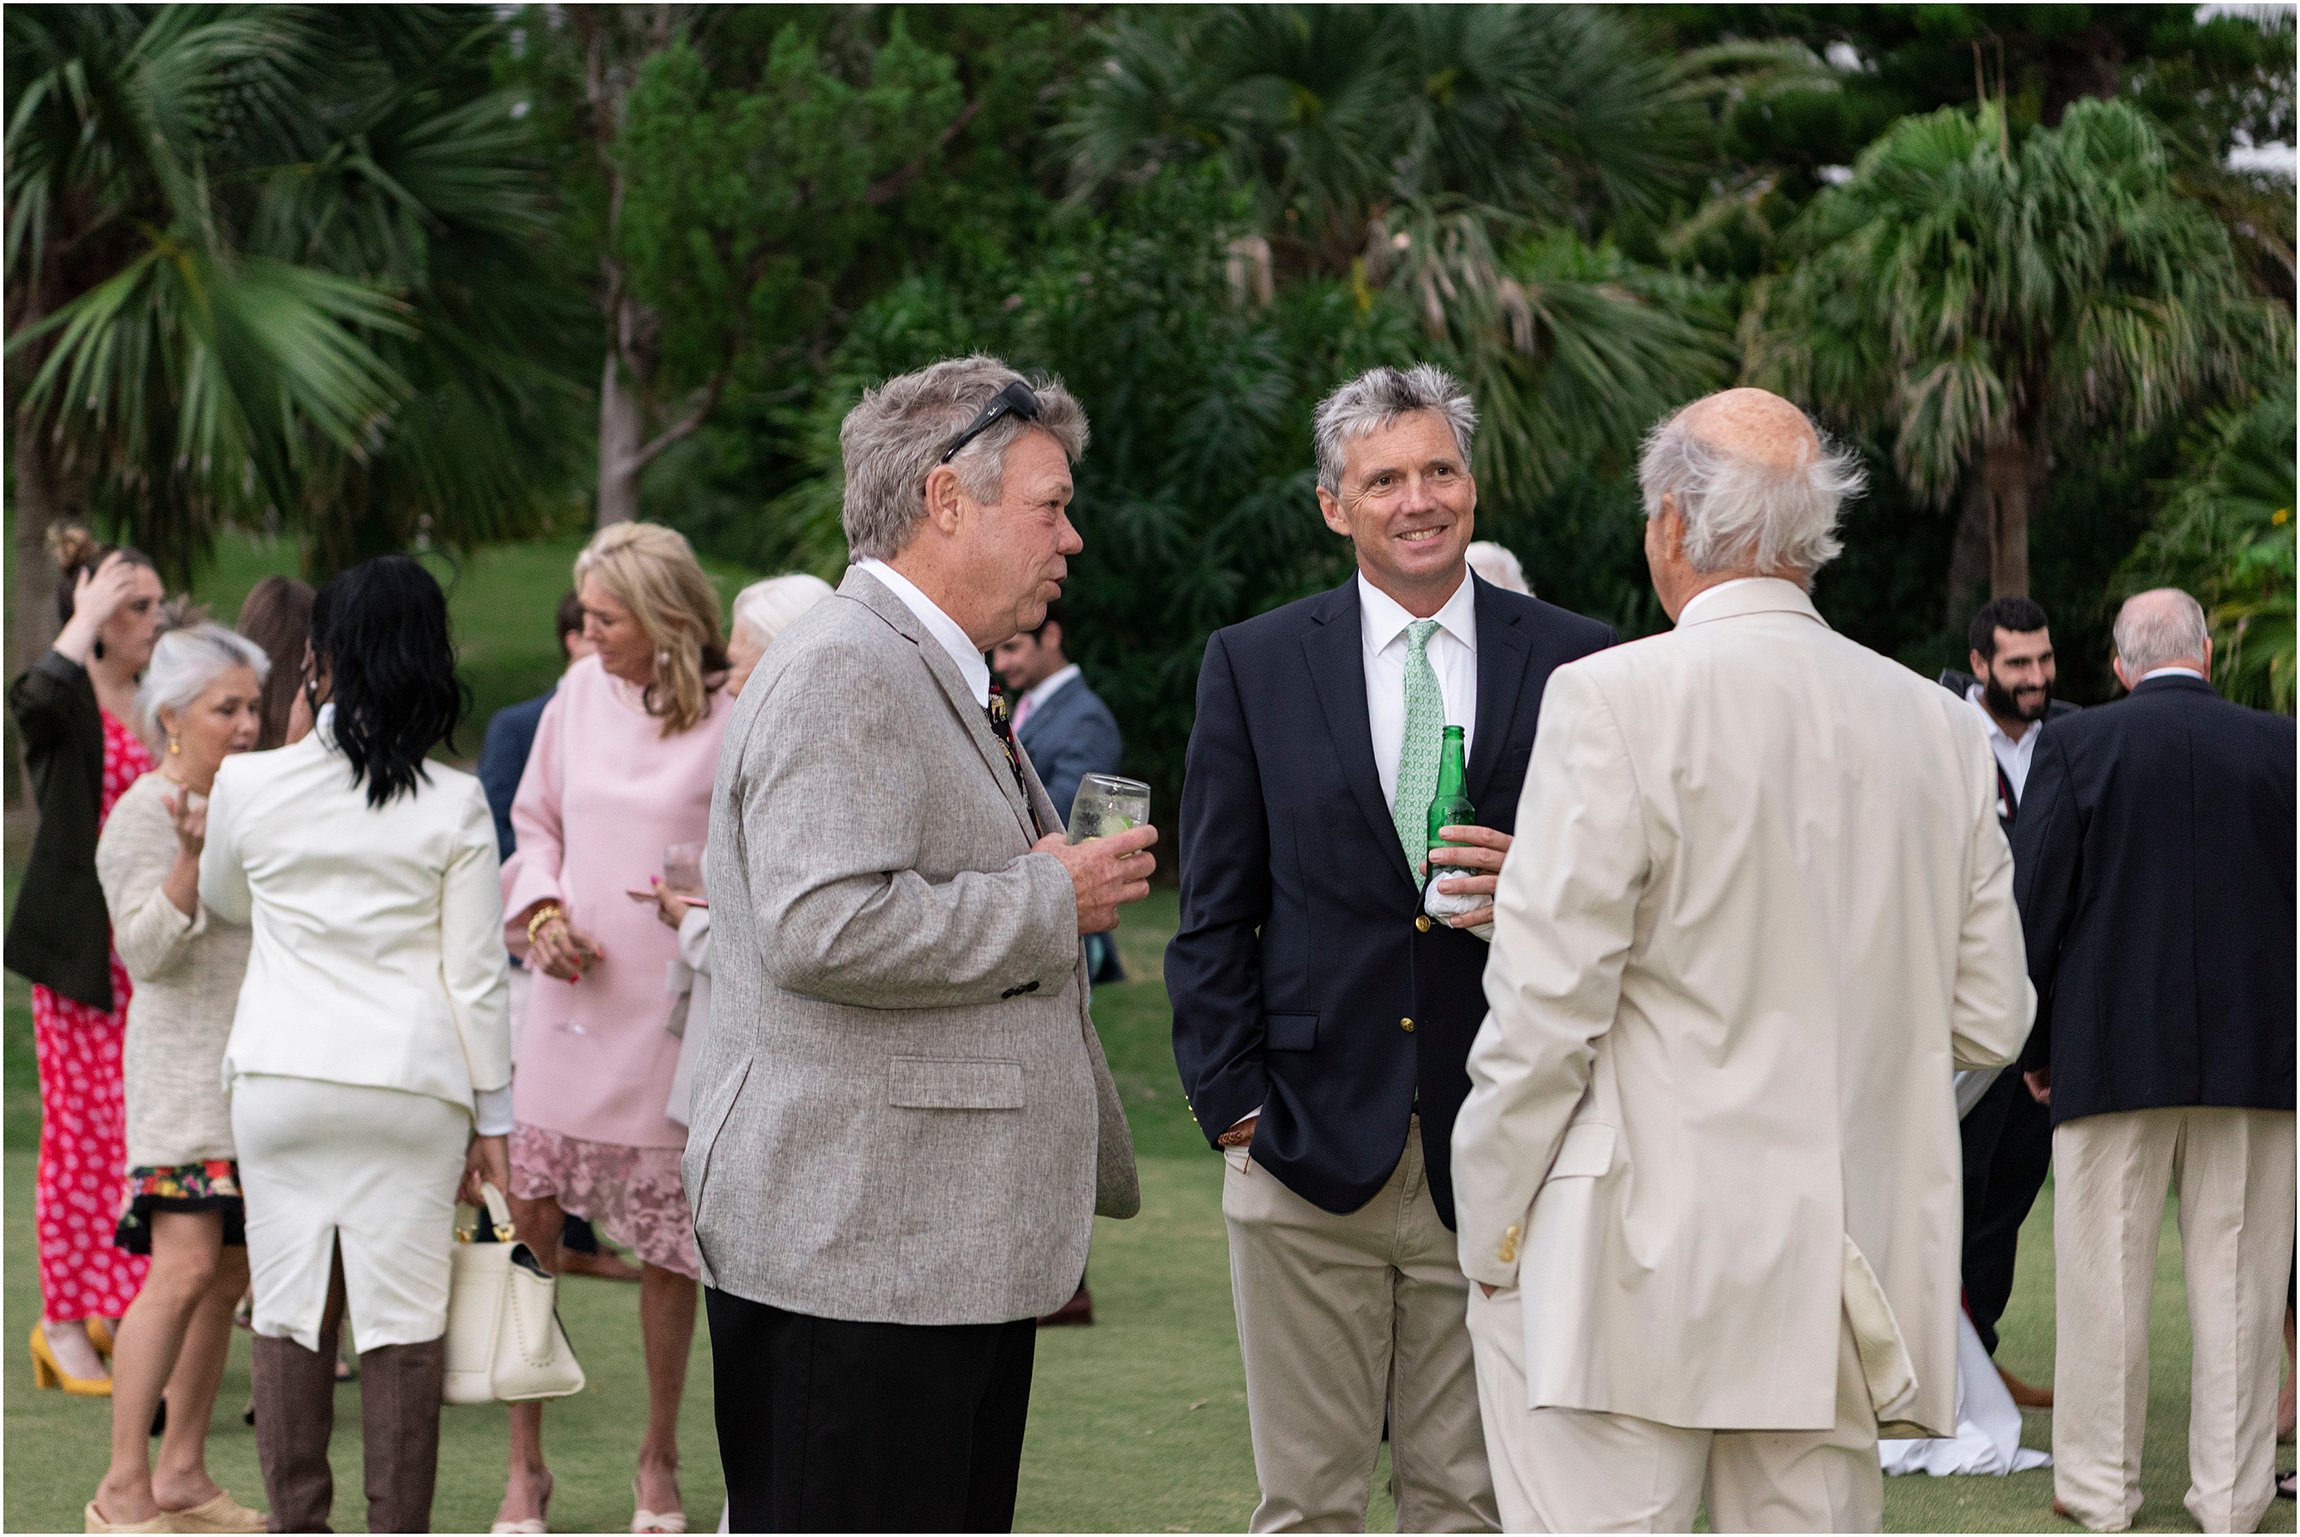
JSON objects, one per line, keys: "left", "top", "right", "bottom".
{"left": 1058, "top": 5, "right": 1734, "bottom": 501}
{"left": 1745, "top": 98, "right": 2289, "bottom": 601}
{"left": 4, "top": 4, "right": 581, "bottom": 671}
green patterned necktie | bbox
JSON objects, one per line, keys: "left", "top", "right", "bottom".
{"left": 1392, "top": 618, "right": 1444, "bottom": 886}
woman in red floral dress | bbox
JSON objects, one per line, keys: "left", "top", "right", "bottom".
{"left": 7, "top": 528, "right": 167, "bottom": 1390}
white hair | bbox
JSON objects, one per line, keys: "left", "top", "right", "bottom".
{"left": 1464, "top": 541, "right": 1530, "bottom": 595}
{"left": 1313, "top": 364, "right": 1477, "bottom": 495}
{"left": 136, "top": 623, "right": 269, "bottom": 738}
{"left": 1637, "top": 407, "right": 1864, "bottom": 576}
{"left": 839, "top": 355, "right": 1089, "bottom": 562}
{"left": 731, "top": 573, "right": 836, "bottom": 650}
{"left": 2113, "top": 588, "right": 2211, "bottom": 674}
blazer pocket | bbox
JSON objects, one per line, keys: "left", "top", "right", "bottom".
{"left": 1545, "top": 1121, "right": 1616, "bottom": 1181}
{"left": 1265, "top": 1013, "right": 1317, "bottom": 1052}
{"left": 888, "top": 1056, "right": 1027, "bottom": 1111}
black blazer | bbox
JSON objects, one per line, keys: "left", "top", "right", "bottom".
{"left": 5, "top": 651, "right": 116, "bottom": 1008}
{"left": 2011, "top": 675, "right": 2296, "bottom": 1126}
{"left": 1166, "top": 574, "right": 1615, "bottom": 1227}
{"left": 1934, "top": 669, "right": 2079, "bottom": 829}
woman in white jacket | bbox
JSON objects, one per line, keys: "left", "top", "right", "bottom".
{"left": 201, "top": 556, "right": 512, "bottom": 1535}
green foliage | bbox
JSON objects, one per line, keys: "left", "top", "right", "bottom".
{"left": 617, "top": 21, "right": 963, "bottom": 388}
{"left": 4, "top": 5, "right": 585, "bottom": 582}
{"left": 2119, "top": 385, "right": 2298, "bottom": 713}
{"left": 1749, "top": 100, "right": 2284, "bottom": 507}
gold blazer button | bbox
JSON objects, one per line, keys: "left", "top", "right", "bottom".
{"left": 1414, "top": 915, "right": 1432, "bottom": 933}
{"left": 1399, "top": 1016, "right": 1416, "bottom": 1033}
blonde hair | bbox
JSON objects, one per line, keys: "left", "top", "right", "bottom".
{"left": 574, "top": 523, "right": 727, "bottom": 735}
{"left": 731, "top": 573, "right": 835, "bottom": 650}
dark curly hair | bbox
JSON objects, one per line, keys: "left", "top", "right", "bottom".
{"left": 310, "top": 557, "right": 468, "bottom": 808}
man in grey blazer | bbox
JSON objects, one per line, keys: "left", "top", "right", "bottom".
{"left": 685, "top": 355, "right": 1154, "bottom": 1533}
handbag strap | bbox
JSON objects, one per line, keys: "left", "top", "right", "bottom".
{"left": 458, "top": 1180, "right": 517, "bottom": 1243}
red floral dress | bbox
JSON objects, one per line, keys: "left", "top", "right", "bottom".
{"left": 31, "top": 709, "right": 153, "bottom": 1321}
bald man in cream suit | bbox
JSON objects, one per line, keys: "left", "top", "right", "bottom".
{"left": 1451, "top": 389, "right": 2035, "bottom": 1532}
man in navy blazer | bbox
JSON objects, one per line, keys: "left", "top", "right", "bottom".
{"left": 2012, "top": 588, "right": 2295, "bottom": 1534}
{"left": 1167, "top": 364, "right": 1614, "bottom": 1532}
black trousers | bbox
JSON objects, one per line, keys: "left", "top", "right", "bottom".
{"left": 706, "top": 1288, "right": 1038, "bottom": 1533}
{"left": 1959, "top": 1064, "right": 2055, "bottom": 1355}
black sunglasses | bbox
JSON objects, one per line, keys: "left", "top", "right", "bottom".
{"left": 939, "top": 380, "right": 1042, "bottom": 464}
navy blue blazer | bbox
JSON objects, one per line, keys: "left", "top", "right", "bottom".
{"left": 1015, "top": 672, "right": 1124, "bottom": 831}
{"left": 477, "top": 686, "right": 553, "bottom": 862}
{"left": 2012, "top": 674, "right": 2295, "bottom": 1125}
{"left": 1166, "top": 573, "right": 1616, "bottom": 1228}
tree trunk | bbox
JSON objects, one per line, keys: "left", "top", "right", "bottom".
{"left": 1943, "top": 470, "right": 1992, "bottom": 631}
{"left": 1983, "top": 434, "right": 2033, "bottom": 599}
{"left": 597, "top": 338, "right": 644, "bottom": 527}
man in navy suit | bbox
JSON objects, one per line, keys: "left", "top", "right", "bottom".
{"left": 993, "top": 601, "right": 1128, "bottom": 992}
{"left": 1167, "top": 364, "right": 1615, "bottom": 1531}
{"left": 2014, "top": 588, "right": 2294, "bottom": 1534}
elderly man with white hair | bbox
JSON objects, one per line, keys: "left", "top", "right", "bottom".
{"left": 1452, "top": 387, "right": 2034, "bottom": 1531}
{"left": 2011, "top": 588, "right": 2295, "bottom": 1535}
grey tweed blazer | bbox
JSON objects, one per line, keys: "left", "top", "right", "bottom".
{"left": 684, "top": 568, "right": 1139, "bottom": 1325}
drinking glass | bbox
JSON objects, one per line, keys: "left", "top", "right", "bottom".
{"left": 1067, "top": 775, "right": 1151, "bottom": 845}
{"left": 663, "top": 841, "right": 706, "bottom": 899}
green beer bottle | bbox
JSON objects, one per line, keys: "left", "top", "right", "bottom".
{"left": 1424, "top": 724, "right": 1475, "bottom": 878}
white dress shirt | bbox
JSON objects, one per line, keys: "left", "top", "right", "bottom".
{"left": 1361, "top": 572, "right": 1478, "bottom": 810}
{"left": 856, "top": 558, "right": 990, "bottom": 707}
{"left": 1013, "top": 662, "right": 1080, "bottom": 736}
{"left": 1964, "top": 684, "right": 2043, "bottom": 803}
{"left": 1675, "top": 576, "right": 1773, "bottom": 629}
{"left": 2140, "top": 665, "right": 2208, "bottom": 683}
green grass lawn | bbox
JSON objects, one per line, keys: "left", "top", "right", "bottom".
{"left": 3, "top": 530, "right": 2289, "bottom": 1531}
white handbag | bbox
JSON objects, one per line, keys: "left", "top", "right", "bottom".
{"left": 443, "top": 1182, "right": 587, "bottom": 1405}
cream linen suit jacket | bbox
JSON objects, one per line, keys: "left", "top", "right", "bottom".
{"left": 1452, "top": 579, "right": 2032, "bottom": 1437}
{"left": 684, "top": 568, "right": 1138, "bottom": 1327}
{"left": 200, "top": 709, "right": 513, "bottom": 1116}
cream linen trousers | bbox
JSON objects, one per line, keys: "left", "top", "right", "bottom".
{"left": 231, "top": 1074, "right": 470, "bottom": 1352}
{"left": 1466, "top": 1286, "right": 1885, "bottom": 1532}
{"left": 2052, "top": 1106, "right": 2296, "bottom": 1535}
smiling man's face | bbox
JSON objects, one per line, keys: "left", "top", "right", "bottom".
{"left": 1317, "top": 409, "right": 1477, "bottom": 610}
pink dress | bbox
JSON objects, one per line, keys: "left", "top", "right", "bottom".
{"left": 501, "top": 656, "right": 730, "bottom": 1274}
{"left": 31, "top": 709, "right": 153, "bottom": 1320}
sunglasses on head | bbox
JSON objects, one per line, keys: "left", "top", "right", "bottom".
{"left": 939, "top": 380, "right": 1042, "bottom": 465}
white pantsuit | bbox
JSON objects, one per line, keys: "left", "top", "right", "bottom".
{"left": 1452, "top": 579, "right": 2034, "bottom": 1530}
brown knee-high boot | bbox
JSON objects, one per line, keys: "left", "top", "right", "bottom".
{"left": 358, "top": 1338, "right": 446, "bottom": 1533}
{"left": 250, "top": 1333, "right": 339, "bottom": 1533}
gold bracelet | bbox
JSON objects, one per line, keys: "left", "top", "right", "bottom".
{"left": 525, "top": 904, "right": 564, "bottom": 946}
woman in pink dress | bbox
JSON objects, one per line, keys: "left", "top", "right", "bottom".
{"left": 7, "top": 527, "right": 166, "bottom": 1393}
{"left": 496, "top": 522, "right": 732, "bottom": 1536}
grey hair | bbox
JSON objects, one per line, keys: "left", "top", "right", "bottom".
{"left": 731, "top": 572, "right": 836, "bottom": 650}
{"left": 136, "top": 623, "right": 270, "bottom": 738}
{"left": 2112, "top": 588, "right": 2211, "bottom": 674}
{"left": 838, "top": 354, "right": 1089, "bottom": 562}
{"left": 1636, "top": 407, "right": 1864, "bottom": 576}
{"left": 1464, "top": 540, "right": 1530, "bottom": 595}
{"left": 1313, "top": 364, "right": 1477, "bottom": 494}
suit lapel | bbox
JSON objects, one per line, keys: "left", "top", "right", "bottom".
{"left": 1466, "top": 577, "right": 1532, "bottom": 808}
{"left": 842, "top": 570, "right": 1038, "bottom": 844}
{"left": 1302, "top": 582, "right": 1419, "bottom": 893}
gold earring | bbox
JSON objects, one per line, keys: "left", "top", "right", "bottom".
{"left": 167, "top": 737, "right": 180, "bottom": 755}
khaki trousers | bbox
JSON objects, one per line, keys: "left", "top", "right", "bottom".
{"left": 1223, "top": 1119, "right": 1497, "bottom": 1533}
{"left": 1465, "top": 1286, "right": 1883, "bottom": 1533}
{"left": 2051, "top": 1106, "right": 2296, "bottom": 1534}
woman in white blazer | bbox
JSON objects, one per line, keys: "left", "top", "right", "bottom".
{"left": 201, "top": 556, "right": 513, "bottom": 1535}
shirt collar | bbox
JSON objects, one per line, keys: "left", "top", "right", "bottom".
{"left": 1357, "top": 570, "right": 1478, "bottom": 655}
{"left": 1964, "top": 682, "right": 2041, "bottom": 747}
{"left": 856, "top": 558, "right": 991, "bottom": 708}
{"left": 1675, "top": 576, "right": 1773, "bottom": 629}
{"left": 1023, "top": 663, "right": 1081, "bottom": 712}
{"left": 2139, "top": 665, "right": 2208, "bottom": 683}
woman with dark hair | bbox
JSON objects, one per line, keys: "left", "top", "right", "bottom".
{"left": 201, "top": 556, "right": 514, "bottom": 1533}
{"left": 232, "top": 576, "right": 316, "bottom": 750}
{"left": 8, "top": 525, "right": 165, "bottom": 1392}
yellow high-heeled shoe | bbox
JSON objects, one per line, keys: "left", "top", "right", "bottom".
{"left": 87, "top": 1318, "right": 116, "bottom": 1358}
{"left": 29, "top": 1324, "right": 113, "bottom": 1396}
